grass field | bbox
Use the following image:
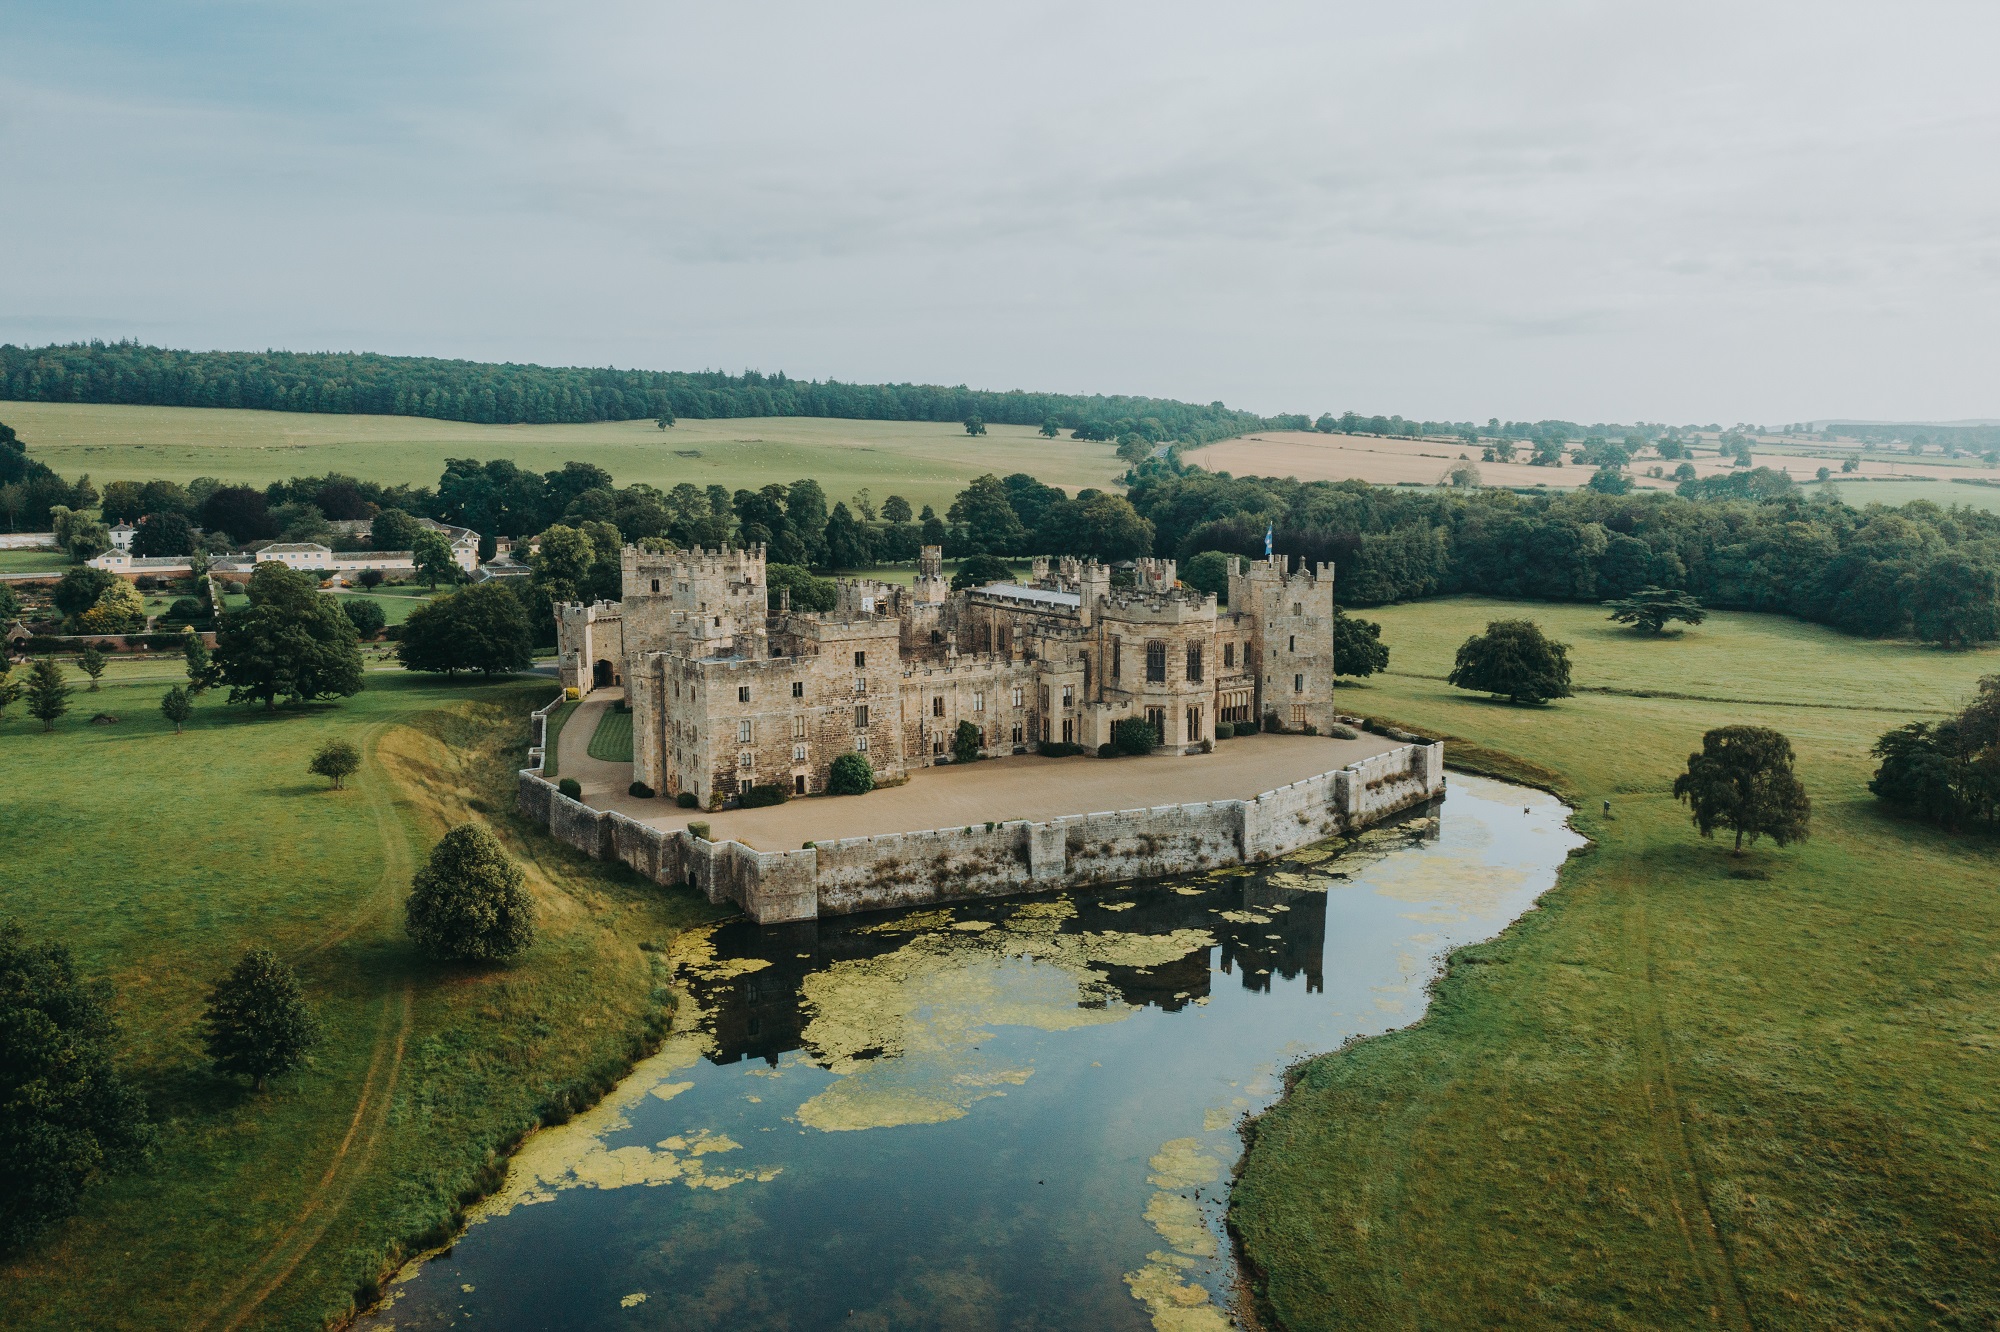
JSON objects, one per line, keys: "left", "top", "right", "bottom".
{"left": 1803, "top": 477, "right": 2000, "bottom": 513}
{"left": 1230, "top": 598, "right": 2000, "bottom": 1330}
{"left": 538, "top": 699, "right": 579, "bottom": 778}
{"left": 0, "top": 549, "right": 70, "bottom": 572}
{"left": 0, "top": 402, "right": 1128, "bottom": 511}
{"left": 585, "top": 706, "right": 634, "bottom": 763}
{"left": 0, "top": 659, "right": 725, "bottom": 1331}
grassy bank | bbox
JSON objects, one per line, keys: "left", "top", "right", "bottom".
{"left": 0, "top": 401, "right": 1125, "bottom": 512}
{"left": 0, "top": 659, "right": 725, "bottom": 1330}
{"left": 1231, "top": 596, "right": 2000, "bottom": 1329}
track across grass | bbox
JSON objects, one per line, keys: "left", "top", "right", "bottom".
{"left": 1230, "top": 598, "right": 2000, "bottom": 1330}
{"left": 0, "top": 660, "right": 725, "bottom": 1330}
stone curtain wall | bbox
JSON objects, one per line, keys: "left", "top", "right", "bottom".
{"left": 516, "top": 739, "right": 1446, "bottom": 925}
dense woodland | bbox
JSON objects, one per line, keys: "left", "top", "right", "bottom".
{"left": 0, "top": 342, "right": 1263, "bottom": 444}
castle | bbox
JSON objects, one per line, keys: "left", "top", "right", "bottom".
{"left": 555, "top": 546, "right": 1338, "bottom": 808}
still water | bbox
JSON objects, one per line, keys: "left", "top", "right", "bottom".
{"left": 365, "top": 774, "right": 1580, "bottom": 1330}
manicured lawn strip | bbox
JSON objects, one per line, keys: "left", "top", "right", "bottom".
{"left": 539, "top": 699, "right": 578, "bottom": 777}
{"left": 0, "top": 548, "right": 68, "bottom": 571}
{"left": 0, "top": 670, "right": 727, "bottom": 1331}
{"left": 586, "top": 705, "right": 634, "bottom": 763}
{"left": 328, "top": 588, "right": 438, "bottom": 626}
{"left": 1231, "top": 597, "right": 2000, "bottom": 1330}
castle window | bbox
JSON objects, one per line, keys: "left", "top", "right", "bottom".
{"left": 855, "top": 704, "right": 869, "bottom": 728}
{"left": 1223, "top": 642, "right": 1235, "bottom": 669}
{"left": 713, "top": 616, "right": 721, "bottom": 627}
{"left": 856, "top": 735, "right": 869, "bottom": 753}
{"left": 738, "top": 750, "right": 754, "bottom": 770}
{"left": 855, "top": 676, "right": 866, "bottom": 694}
{"left": 1012, "top": 686, "right": 1024, "bottom": 708}
{"left": 1186, "top": 644, "right": 1203, "bottom": 682}
{"left": 1186, "top": 705, "right": 1202, "bottom": 742}
{"left": 792, "top": 681, "right": 804, "bottom": 698}
{"left": 738, "top": 720, "right": 753, "bottom": 743}
{"left": 1012, "top": 723, "right": 1023, "bottom": 743}
{"left": 738, "top": 685, "right": 750, "bottom": 703}
{"left": 1145, "top": 641, "right": 1167, "bottom": 683}
{"left": 1062, "top": 718, "right": 1074, "bottom": 743}
{"left": 932, "top": 696, "right": 945, "bottom": 717}
{"left": 793, "top": 742, "right": 808, "bottom": 762}
{"left": 1062, "top": 685, "right": 1074, "bottom": 708}
{"left": 1294, "top": 673, "right": 1303, "bottom": 693}
{"left": 973, "top": 692, "right": 985, "bottom": 712}
{"left": 1112, "top": 638, "right": 1121, "bottom": 679}
{"left": 792, "top": 716, "right": 806, "bottom": 739}
{"left": 651, "top": 579, "right": 660, "bottom": 593}
{"left": 931, "top": 630, "right": 942, "bottom": 643}
{"left": 978, "top": 623, "right": 992, "bottom": 651}
{"left": 1293, "top": 603, "right": 1302, "bottom": 616}
{"left": 854, "top": 650, "right": 867, "bottom": 668}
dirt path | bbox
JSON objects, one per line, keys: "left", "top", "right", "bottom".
{"left": 193, "top": 726, "right": 420, "bottom": 1332}
{"left": 1626, "top": 888, "right": 1756, "bottom": 1330}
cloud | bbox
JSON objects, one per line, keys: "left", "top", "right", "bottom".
{"left": 1, "top": 0, "right": 1997, "bottom": 420}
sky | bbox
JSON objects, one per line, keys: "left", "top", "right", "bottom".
{"left": 3, "top": 1, "right": 1997, "bottom": 424}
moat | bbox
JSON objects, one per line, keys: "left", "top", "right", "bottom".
{"left": 363, "top": 774, "right": 1581, "bottom": 1331}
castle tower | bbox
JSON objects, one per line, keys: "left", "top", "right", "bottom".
{"left": 915, "top": 544, "right": 948, "bottom": 604}
{"left": 1230, "top": 554, "right": 1337, "bottom": 735}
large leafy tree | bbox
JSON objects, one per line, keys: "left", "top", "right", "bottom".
{"left": 0, "top": 919, "right": 151, "bottom": 1251}
{"left": 822, "top": 502, "right": 874, "bottom": 571}
{"left": 397, "top": 583, "right": 534, "bottom": 677}
{"left": 947, "top": 474, "right": 1027, "bottom": 556}
{"left": 411, "top": 528, "right": 461, "bottom": 589}
{"left": 1604, "top": 587, "right": 1708, "bottom": 635}
{"left": 529, "top": 524, "right": 598, "bottom": 603}
{"left": 52, "top": 566, "right": 118, "bottom": 621}
{"left": 1909, "top": 554, "right": 2000, "bottom": 648}
{"left": 406, "top": 826, "right": 537, "bottom": 962}
{"left": 132, "top": 512, "right": 196, "bottom": 558}
{"left": 197, "top": 486, "right": 278, "bottom": 544}
{"left": 213, "top": 563, "right": 364, "bottom": 709}
{"left": 1446, "top": 619, "right": 1573, "bottom": 705}
{"left": 369, "top": 507, "right": 422, "bottom": 551}
{"left": 950, "top": 553, "right": 1014, "bottom": 591}
{"left": 1334, "top": 611, "right": 1390, "bottom": 678}
{"left": 1869, "top": 675, "right": 2000, "bottom": 829}
{"left": 199, "top": 948, "right": 321, "bottom": 1091}
{"left": 765, "top": 564, "right": 836, "bottom": 613}
{"left": 1673, "top": 725, "right": 1812, "bottom": 854}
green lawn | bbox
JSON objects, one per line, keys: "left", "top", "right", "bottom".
{"left": 1803, "top": 477, "right": 2000, "bottom": 513}
{"left": 1231, "top": 597, "right": 2000, "bottom": 1330}
{"left": 586, "top": 705, "right": 634, "bottom": 763}
{"left": 329, "top": 588, "right": 439, "bottom": 626}
{"left": 0, "top": 548, "right": 70, "bottom": 572}
{"left": 539, "top": 698, "right": 579, "bottom": 777}
{"left": 0, "top": 659, "right": 724, "bottom": 1331}
{"left": 0, "top": 402, "right": 1128, "bottom": 513}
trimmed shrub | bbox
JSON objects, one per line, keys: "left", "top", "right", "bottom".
{"left": 1097, "top": 743, "right": 1116, "bottom": 758}
{"left": 1110, "top": 717, "right": 1158, "bottom": 756}
{"left": 404, "top": 825, "right": 536, "bottom": 963}
{"left": 686, "top": 821, "right": 712, "bottom": 841}
{"left": 952, "top": 719, "right": 983, "bottom": 764}
{"left": 740, "top": 784, "right": 789, "bottom": 808}
{"left": 1037, "top": 741, "right": 1085, "bottom": 757}
{"left": 828, "top": 752, "right": 875, "bottom": 795}
{"left": 1263, "top": 712, "right": 1283, "bottom": 733}
{"left": 557, "top": 777, "right": 582, "bottom": 799}
{"left": 676, "top": 792, "right": 698, "bottom": 809}
{"left": 628, "top": 780, "right": 655, "bottom": 798}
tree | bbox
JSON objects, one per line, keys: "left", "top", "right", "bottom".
{"left": 952, "top": 719, "right": 983, "bottom": 763}
{"left": 51, "top": 506, "right": 111, "bottom": 561}
{"left": 529, "top": 524, "right": 597, "bottom": 603}
{"left": 1446, "top": 620, "right": 1573, "bottom": 705}
{"left": 951, "top": 553, "right": 1014, "bottom": 591}
{"left": 765, "top": 563, "right": 837, "bottom": 613}
{"left": 198, "top": 947, "right": 321, "bottom": 1092}
{"left": 132, "top": 512, "right": 195, "bottom": 558}
{"left": 76, "top": 644, "right": 106, "bottom": 691}
{"left": 881, "top": 494, "right": 913, "bottom": 525}
{"left": 52, "top": 566, "right": 118, "bottom": 621}
{"left": 340, "top": 597, "right": 387, "bottom": 639}
{"left": 76, "top": 579, "right": 145, "bottom": 635}
{"left": 310, "top": 738, "right": 361, "bottom": 789}
{"left": 0, "top": 665, "right": 18, "bottom": 722}
{"left": 822, "top": 502, "right": 874, "bottom": 571}
{"left": 1604, "top": 587, "right": 1708, "bottom": 635}
{"left": 370, "top": 508, "right": 422, "bottom": 551}
{"left": 397, "top": 583, "right": 534, "bottom": 677}
{"left": 160, "top": 685, "right": 193, "bottom": 734}
{"left": 655, "top": 412, "right": 676, "bottom": 429}
{"left": 213, "top": 563, "right": 364, "bottom": 709}
{"left": 405, "top": 825, "right": 536, "bottom": 962}
{"left": 1910, "top": 555, "right": 2000, "bottom": 648}
{"left": 964, "top": 415, "right": 987, "bottom": 436}
{"left": 198, "top": 486, "right": 278, "bottom": 544}
{"left": 827, "top": 752, "right": 875, "bottom": 796}
{"left": 1180, "top": 550, "right": 1232, "bottom": 601}
{"left": 0, "top": 919, "right": 151, "bottom": 1250}
{"left": 1039, "top": 419, "right": 1061, "bottom": 438}
{"left": 412, "top": 529, "right": 460, "bottom": 589}
{"left": 1334, "top": 611, "right": 1390, "bottom": 678}
{"left": 1673, "top": 725, "right": 1812, "bottom": 855}
{"left": 1586, "top": 466, "right": 1632, "bottom": 495}
{"left": 0, "top": 583, "right": 18, "bottom": 624}
{"left": 947, "top": 474, "right": 1026, "bottom": 556}
{"left": 25, "top": 658, "right": 70, "bottom": 730}
{"left": 1868, "top": 676, "right": 2000, "bottom": 830}
{"left": 1442, "top": 460, "right": 1482, "bottom": 489}
{"left": 1070, "top": 493, "right": 1154, "bottom": 562}
{"left": 183, "top": 633, "right": 218, "bottom": 695}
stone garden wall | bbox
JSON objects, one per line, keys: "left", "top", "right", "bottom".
{"left": 518, "top": 736, "right": 1445, "bottom": 925}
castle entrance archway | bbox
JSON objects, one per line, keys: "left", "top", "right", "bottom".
{"left": 594, "top": 659, "right": 614, "bottom": 688}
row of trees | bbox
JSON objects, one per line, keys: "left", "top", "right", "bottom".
{"left": 0, "top": 342, "right": 1266, "bottom": 443}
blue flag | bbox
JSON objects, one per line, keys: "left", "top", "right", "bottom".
{"left": 1264, "top": 523, "right": 1274, "bottom": 559}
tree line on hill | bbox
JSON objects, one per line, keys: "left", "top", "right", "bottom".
{"left": 0, "top": 341, "right": 1265, "bottom": 444}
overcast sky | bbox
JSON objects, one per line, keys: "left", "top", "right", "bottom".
{"left": 3, "top": 1, "right": 1997, "bottom": 423}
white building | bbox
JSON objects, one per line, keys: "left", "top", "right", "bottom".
{"left": 108, "top": 521, "right": 138, "bottom": 551}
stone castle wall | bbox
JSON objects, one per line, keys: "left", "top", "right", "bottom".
{"left": 516, "top": 738, "right": 1446, "bottom": 925}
